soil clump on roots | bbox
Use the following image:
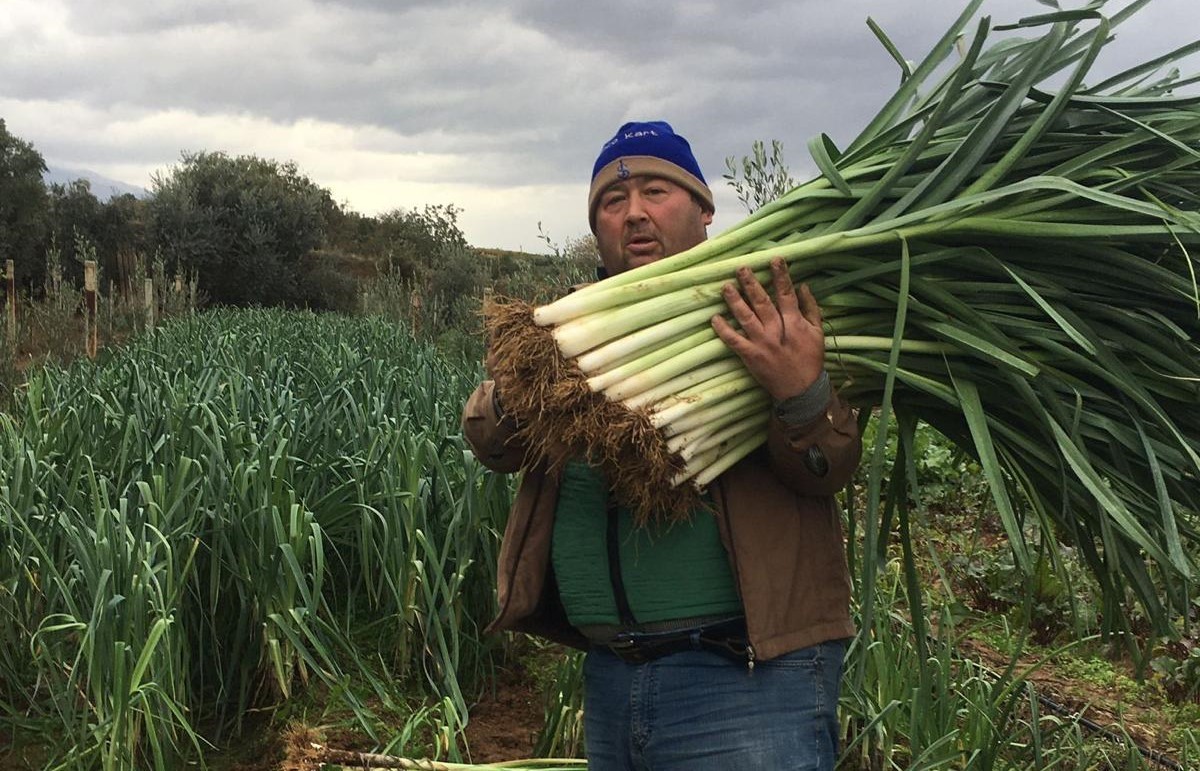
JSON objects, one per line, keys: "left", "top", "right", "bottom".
{"left": 484, "top": 298, "right": 702, "bottom": 523}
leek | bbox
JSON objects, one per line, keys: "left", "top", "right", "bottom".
{"left": 485, "top": 2, "right": 1200, "bottom": 633}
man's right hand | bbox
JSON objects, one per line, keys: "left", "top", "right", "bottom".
{"left": 711, "top": 257, "right": 826, "bottom": 401}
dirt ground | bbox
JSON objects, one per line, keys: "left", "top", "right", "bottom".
{"left": 463, "top": 662, "right": 546, "bottom": 764}
{"left": 957, "top": 637, "right": 1183, "bottom": 765}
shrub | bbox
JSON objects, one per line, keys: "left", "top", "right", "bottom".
{"left": 148, "top": 151, "right": 335, "bottom": 307}
{"left": 294, "top": 253, "right": 362, "bottom": 314}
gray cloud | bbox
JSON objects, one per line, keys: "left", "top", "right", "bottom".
{"left": 64, "top": 1, "right": 287, "bottom": 34}
{"left": 1, "top": 0, "right": 1196, "bottom": 247}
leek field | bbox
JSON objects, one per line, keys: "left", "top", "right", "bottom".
{"left": 6, "top": 2, "right": 1199, "bottom": 767}
{"left": 2, "top": 306, "right": 1197, "bottom": 771}
{"left": 0, "top": 309, "right": 518, "bottom": 769}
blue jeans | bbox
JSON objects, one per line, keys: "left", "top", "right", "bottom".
{"left": 583, "top": 639, "right": 846, "bottom": 770}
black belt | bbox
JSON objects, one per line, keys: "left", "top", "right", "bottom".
{"left": 599, "top": 618, "right": 752, "bottom": 665}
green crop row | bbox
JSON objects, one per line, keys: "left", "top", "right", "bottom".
{"left": 0, "top": 309, "right": 512, "bottom": 769}
{"left": 3, "top": 307, "right": 1195, "bottom": 770}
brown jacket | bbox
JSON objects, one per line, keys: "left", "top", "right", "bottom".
{"left": 461, "top": 378, "right": 862, "bottom": 661}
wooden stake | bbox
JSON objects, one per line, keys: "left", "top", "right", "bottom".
{"left": 144, "top": 277, "right": 155, "bottom": 330}
{"left": 84, "top": 260, "right": 98, "bottom": 358}
{"left": 411, "top": 291, "right": 423, "bottom": 336}
{"left": 4, "top": 259, "right": 14, "bottom": 346}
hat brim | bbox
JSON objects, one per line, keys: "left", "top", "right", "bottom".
{"left": 588, "top": 156, "right": 715, "bottom": 231}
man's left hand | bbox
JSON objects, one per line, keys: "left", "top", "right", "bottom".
{"left": 711, "top": 257, "right": 825, "bottom": 401}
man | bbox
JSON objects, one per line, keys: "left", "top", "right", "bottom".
{"left": 462, "top": 121, "right": 862, "bottom": 770}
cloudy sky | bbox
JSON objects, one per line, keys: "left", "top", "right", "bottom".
{"left": 2, "top": 0, "right": 1196, "bottom": 251}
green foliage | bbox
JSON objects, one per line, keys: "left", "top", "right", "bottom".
{"left": 0, "top": 309, "right": 515, "bottom": 768}
{"left": 102, "top": 193, "right": 150, "bottom": 273}
{"left": 379, "top": 204, "right": 468, "bottom": 273}
{"left": 147, "top": 151, "right": 336, "bottom": 306}
{"left": 856, "top": 415, "right": 1108, "bottom": 645}
{"left": 41, "top": 181, "right": 149, "bottom": 292}
{"left": 42, "top": 180, "right": 101, "bottom": 285}
{"left": 840, "top": 411, "right": 1199, "bottom": 766}
{"left": 292, "top": 252, "right": 362, "bottom": 313}
{"left": 359, "top": 252, "right": 487, "bottom": 362}
{"left": 859, "top": 416, "right": 990, "bottom": 510}
{"left": 428, "top": 242, "right": 488, "bottom": 328}
{"left": 0, "top": 118, "right": 49, "bottom": 285}
{"left": 358, "top": 228, "right": 596, "bottom": 363}
{"left": 328, "top": 202, "right": 481, "bottom": 325}
{"left": 359, "top": 265, "right": 415, "bottom": 327}
{"left": 533, "top": 650, "right": 585, "bottom": 759}
{"left": 839, "top": 557, "right": 1194, "bottom": 771}
{"left": 1151, "top": 629, "right": 1200, "bottom": 703}
{"left": 19, "top": 234, "right": 84, "bottom": 365}
{"left": 954, "top": 545, "right": 1101, "bottom": 646}
{"left": 722, "top": 138, "right": 795, "bottom": 213}
{"left": 326, "top": 203, "right": 468, "bottom": 280}
{"left": 0, "top": 332, "right": 17, "bottom": 413}
{"left": 492, "top": 228, "right": 597, "bottom": 305}
{"left": 1056, "top": 653, "right": 1142, "bottom": 694}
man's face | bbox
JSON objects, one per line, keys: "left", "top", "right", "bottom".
{"left": 594, "top": 176, "right": 713, "bottom": 276}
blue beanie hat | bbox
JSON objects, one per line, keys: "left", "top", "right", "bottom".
{"left": 588, "top": 120, "right": 714, "bottom": 230}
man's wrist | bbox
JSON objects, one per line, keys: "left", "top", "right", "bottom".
{"left": 491, "top": 385, "right": 508, "bottom": 420}
{"left": 772, "top": 370, "right": 830, "bottom": 426}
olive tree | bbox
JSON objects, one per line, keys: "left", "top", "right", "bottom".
{"left": 148, "top": 151, "right": 336, "bottom": 306}
{"left": 723, "top": 139, "right": 795, "bottom": 214}
{"left": 0, "top": 119, "right": 49, "bottom": 287}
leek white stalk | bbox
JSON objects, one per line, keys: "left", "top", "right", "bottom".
{"left": 620, "top": 354, "right": 743, "bottom": 409}
{"left": 577, "top": 303, "right": 725, "bottom": 375}
{"left": 677, "top": 414, "right": 770, "bottom": 463}
{"left": 666, "top": 400, "right": 766, "bottom": 455}
{"left": 658, "top": 388, "right": 769, "bottom": 437}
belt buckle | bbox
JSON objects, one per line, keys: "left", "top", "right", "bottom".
{"left": 607, "top": 633, "right": 649, "bottom": 664}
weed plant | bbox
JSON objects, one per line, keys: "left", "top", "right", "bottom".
{"left": 2, "top": 243, "right": 198, "bottom": 403}
{"left": 839, "top": 557, "right": 1197, "bottom": 770}
{"left": 20, "top": 235, "right": 85, "bottom": 364}
{"left": 834, "top": 409, "right": 1199, "bottom": 769}
{"left": 0, "top": 319, "right": 17, "bottom": 413}
{"left": 533, "top": 650, "right": 586, "bottom": 760}
{"left": 358, "top": 243, "right": 594, "bottom": 365}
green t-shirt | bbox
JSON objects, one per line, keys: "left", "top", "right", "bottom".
{"left": 551, "top": 460, "right": 742, "bottom": 628}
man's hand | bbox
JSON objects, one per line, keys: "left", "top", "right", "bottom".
{"left": 711, "top": 257, "right": 825, "bottom": 401}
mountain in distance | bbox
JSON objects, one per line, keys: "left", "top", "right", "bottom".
{"left": 43, "top": 165, "right": 148, "bottom": 199}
